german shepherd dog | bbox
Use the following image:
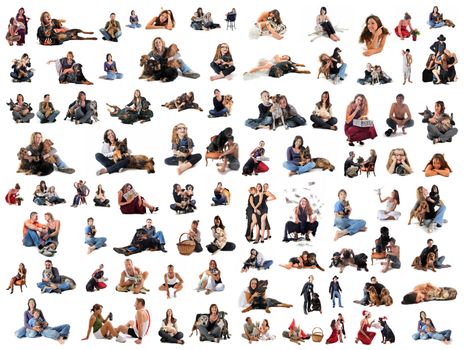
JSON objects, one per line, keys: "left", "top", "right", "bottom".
{"left": 412, "top": 252, "right": 436, "bottom": 272}
{"left": 379, "top": 317, "right": 395, "bottom": 343}
{"left": 113, "top": 138, "right": 155, "bottom": 173}
{"left": 241, "top": 280, "right": 293, "bottom": 313}
{"left": 299, "top": 146, "right": 335, "bottom": 171}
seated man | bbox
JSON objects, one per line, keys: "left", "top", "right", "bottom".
{"left": 217, "top": 136, "right": 240, "bottom": 172}
{"left": 100, "top": 13, "right": 122, "bottom": 42}
{"left": 36, "top": 260, "right": 74, "bottom": 293}
{"left": 420, "top": 239, "right": 450, "bottom": 268}
{"left": 353, "top": 276, "right": 386, "bottom": 305}
{"left": 344, "top": 151, "right": 359, "bottom": 177}
{"left": 381, "top": 237, "right": 401, "bottom": 272}
{"left": 116, "top": 259, "right": 149, "bottom": 294}
{"left": 385, "top": 94, "right": 414, "bottom": 136}
{"left": 22, "top": 212, "right": 48, "bottom": 251}
{"left": 119, "top": 298, "right": 150, "bottom": 344}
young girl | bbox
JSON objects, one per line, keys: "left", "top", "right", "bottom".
{"left": 46, "top": 186, "right": 66, "bottom": 205}
{"left": 82, "top": 304, "right": 125, "bottom": 343}
{"left": 127, "top": 10, "right": 141, "bottom": 28}
{"left": 164, "top": 123, "right": 202, "bottom": 174}
{"left": 210, "top": 43, "right": 235, "bottom": 81}
{"left": 6, "top": 17, "right": 21, "bottom": 45}
{"left": 256, "top": 10, "right": 286, "bottom": 40}
{"left": 359, "top": 15, "right": 389, "bottom": 56}
{"left": 424, "top": 154, "right": 451, "bottom": 177}
{"left": 6, "top": 263, "right": 26, "bottom": 293}
{"left": 377, "top": 189, "right": 401, "bottom": 220}
{"left": 104, "top": 53, "right": 123, "bottom": 80}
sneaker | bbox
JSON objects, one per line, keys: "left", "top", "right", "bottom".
{"left": 207, "top": 114, "right": 214, "bottom": 118}
{"left": 116, "top": 335, "right": 126, "bottom": 343}
{"left": 57, "top": 167, "right": 75, "bottom": 174}
{"left": 182, "top": 71, "right": 200, "bottom": 79}
{"left": 42, "top": 250, "right": 54, "bottom": 257}
{"left": 96, "top": 169, "right": 105, "bottom": 176}
{"left": 118, "top": 168, "right": 125, "bottom": 173}
{"left": 427, "top": 223, "right": 436, "bottom": 233}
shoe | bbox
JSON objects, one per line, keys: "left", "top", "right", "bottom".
{"left": 102, "top": 37, "right": 107, "bottom": 40}
{"left": 436, "top": 224, "right": 442, "bottom": 228}
{"left": 359, "top": 141, "right": 365, "bottom": 145}
{"left": 118, "top": 168, "right": 125, "bottom": 173}
{"left": 116, "top": 335, "right": 126, "bottom": 343}
{"left": 182, "top": 71, "right": 200, "bottom": 79}
{"left": 160, "top": 245, "right": 167, "bottom": 253}
{"left": 42, "top": 250, "right": 54, "bottom": 257}
{"left": 57, "top": 167, "right": 75, "bottom": 174}
{"left": 207, "top": 114, "right": 214, "bottom": 118}
{"left": 96, "top": 169, "right": 105, "bottom": 176}
{"left": 385, "top": 128, "right": 393, "bottom": 137}
{"left": 113, "top": 247, "right": 125, "bottom": 254}
{"left": 348, "top": 142, "right": 354, "bottom": 146}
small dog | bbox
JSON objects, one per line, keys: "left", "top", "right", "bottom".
{"left": 367, "top": 286, "right": 380, "bottom": 306}
{"left": 113, "top": 139, "right": 155, "bottom": 173}
{"left": 106, "top": 20, "right": 119, "bottom": 39}
{"left": 310, "top": 292, "right": 322, "bottom": 313}
{"left": 329, "top": 252, "right": 343, "bottom": 268}
{"left": 42, "top": 139, "right": 57, "bottom": 164}
{"left": 354, "top": 253, "right": 369, "bottom": 271}
{"left": 380, "top": 288, "right": 393, "bottom": 306}
{"left": 408, "top": 201, "right": 429, "bottom": 225}
{"left": 412, "top": 252, "right": 436, "bottom": 272}
{"left": 379, "top": 317, "right": 395, "bottom": 343}
{"left": 223, "top": 95, "right": 234, "bottom": 114}
{"left": 317, "top": 54, "right": 332, "bottom": 79}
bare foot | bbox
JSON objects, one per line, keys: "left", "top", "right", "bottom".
{"left": 58, "top": 337, "right": 65, "bottom": 344}
{"left": 289, "top": 171, "right": 297, "bottom": 176}
{"left": 334, "top": 230, "right": 346, "bottom": 241}
{"left": 402, "top": 127, "right": 407, "bottom": 134}
{"left": 359, "top": 226, "right": 368, "bottom": 232}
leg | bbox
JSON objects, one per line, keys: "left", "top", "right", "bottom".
{"left": 345, "top": 219, "right": 366, "bottom": 235}
{"left": 100, "top": 28, "right": 111, "bottom": 40}
{"left": 297, "top": 161, "right": 315, "bottom": 175}
{"left": 386, "top": 118, "right": 398, "bottom": 132}
{"left": 48, "top": 110, "right": 60, "bottom": 122}
{"left": 433, "top": 205, "right": 446, "bottom": 225}
{"left": 23, "top": 229, "right": 42, "bottom": 247}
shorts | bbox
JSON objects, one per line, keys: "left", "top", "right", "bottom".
{"left": 93, "top": 328, "right": 105, "bottom": 339}
{"left": 128, "top": 328, "right": 138, "bottom": 338}
{"left": 168, "top": 283, "right": 178, "bottom": 288}
{"left": 289, "top": 257, "right": 299, "bottom": 264}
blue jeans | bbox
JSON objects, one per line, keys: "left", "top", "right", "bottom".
{"left": 424, "top": 205, "right": 446, "bottom": 225}
{"left": 15, "top": 327, "right": 27, "bottom": 338}
{"left": 100, "top": 28, "right": 122, "bottom": 40}
{"left": 334, "top": 217, "right": 366, "bottom": 235}
{"left": 127, "top": 23, "right": 141, "bottom": 28}
{"left": 259, "top": 260, "right": 273, "bottom": 270}
{"left": 245, "top": 116, "right": 272, "bottom": 129}
{"left": 337, "top": 63, "right": 347, "bottom": 79}
{"left": 191, "top": 22, "right": 202, "bottom": 30}
{"left": 283, "top": 161, "right": 315, "bottom": 175}
{"left": 37, "top": 110, "right": 60, "bottom": 122}
{"left": 55, "top": 156, "right": 67, "bottom": 169}
{"left": 332, "top": 290, "right": 342, "bottom": 307}
{"left": 428, "top": 20, "right": 445, "bottom": 28}
{"left": 95, "top": 152, "right": 129, "bottom": 173}
{"left": 412, "top": 332, "right": 430, "bottom": 340}
{"left": 42, "top": 324, "right": 70, "bottom": 340}
{"left": 23, "top": 229, "right": 41, "bottom": 247}
{"left": 179, "top": 59, "right": 191, "bottom": 74}
{"left": 85, "top": 236, "right": 107, "bottom": 249}
{"left": 37, "top": 281, "right": 71, "bottom": 293}
{"left": 435, "top": 255, "right": 446, "bottom": 268}
{"left": 33, "top": 197, "right": 47, "bottom": 205}
{"left": 106, "top": 72, "right": 123, "bottom": 80}
{"left": 11, "top": 71, "right": 33, "bottom": 81}
{"left": 153, "top": 231, "right": 165, "bottom": 245}
{"left": 209, "top": 107, "right": 228, "bottom": 117}
{"left": 212, "top": 195, "right": 226, "bottom": 205}
{"left": 285, "top": 115, "right": 307, "bottom": 128}
{"left": 428, "top": 330, "right": 451, "bottom": 341}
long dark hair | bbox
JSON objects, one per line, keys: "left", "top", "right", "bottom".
{"left": 163, "top": 309, "right": 177, "bottom": 325}
{"left": 317, "top": 91, "right": 331, "bottom": 109}
{"left": 212, "top": 215, "right": 225, "bottom": 229}
{"left": 292, "top": 135, "right": 304, "bottom": 148}
{"left": 359, "top": 15, "right": 389, "bottom": 43}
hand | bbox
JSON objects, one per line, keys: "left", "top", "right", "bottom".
{"left": 44, "top": 38, "right": 52, "bottom": 45}
{"left": 135, "top": 339, "right": 142, "bottom": 344}
{"left": 81, "top": 337, "right": 89, "bottom": 340}
{"left": 43, "top": 153, "right": 50, "bottom": 159}
{"left": 375, "top": 26, "right": 383, "bottom": 37}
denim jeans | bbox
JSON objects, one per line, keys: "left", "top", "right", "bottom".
{"left": 179, "top": 59, "right": 191, "bottom": 74}
{"left": 85, "top": 236, "right": 107, "bottom": 249}
{"left": 386, "top": 118, "right": 414, "bottom": 131}
{"left": 11, "top": 71, "right": 33, "bottom": 81}
{"left": 283, "top": 161, "right": 315, "bottom": 175}
{"left": 212, "top": 195, "right": 226, "bottom": 205}
{"left": 100, "top": 29, "right": 122, "bottom": 40}
{"left": 55, "top": 156, "right": 67, "bottom": 169}
{"left": 209, "top": 107, "right": 228, "bottom": 117}
{"left": 428, "top": 20, "right": 445, "bottom": 28}
{"left": 424, "top": 205, "right": 446, "bottom": 225}
{"left": 429, "top": 329, "right": 451, "bottom": 341}
{"left": 285, "top": 115, "right": 307, "bottom": 128}
{"left": 259, "top": 260, "right": 273, "bottom": 270}
{"left": 435, "top": 255, "right": 446, "bottom": 268}
{"left": 37, "top": 281, "right": 71, "bottom": 292}
{"left": 337, "top": 63, "right": 347, "bottom": 79}
{"left": 42, "top": 324, "right": 71, "bottom": 340}
{"left": 127, "top": 23, "right": 142, "bottom": 28}
{"left": 191, "top": 22, "right": 202, "bottom": 30}
{"left": 15, "top": 327, "right": 27, "bottom": 338}
{"left": 33, "top": 197, "right": 47, "bottom": 205}
{"left": 37, "top": 110, "right": 60, "bottom": 122}
{"left": 106, "top": 72, "right": 123, "bottom": 80}
{"left": 334, "top": 217, "right": 366, "bottom": 235}
{"left": 153, "top": 231, "right": 166, "bottom": 245}
{"left": 95, "top": 152, "right": 129, "bottom": 173}
{"left": 23, "top": 229, "right": 41, "bottom": 247}
{"left": 412, "top": 332, "right": 430, "bottom": 340}
{"left": 332, "top": 290, "right": 342, "bottom": 307}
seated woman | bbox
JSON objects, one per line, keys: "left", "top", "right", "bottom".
{"left": 197, "top": 304, "right": 223, "bottom": 342}
{"left": 344, "top": 94, "right": 377, "bottom": 146}
{"left": 377, "top": 189, "right": 401, "bottom": 220}
{"left": 95, "top": 129, "right": 130, "bottom": 175}
{"left": 316, "top": 7, "right": 340, "bottom": 41}
{"left": 424, "top": 154, "right": 451, "bottom": 177}
{"left": 279, "top": 251, "right": 324, "bottom": 270}
{"left": 11, "top": 53, "right": 33, "bottom": 82}
{"left": 208, "top": 89, "right": 228, "bottom": 118}
{"left": 197, "top": 260, "right": 224, "bottom": 294}
{"left": 434, "top": 49, "right": 458, "bottom": 84}
{"left": 6, "top": 17, "right": 21, "bottom": 46}
{"left": 33, "top": 185, "right": 49, "bottom": 206}
{"left": 310, "top": 91, "right": 338, "bottom": 130}
{"left": 422, "top": 318, "right": 452, "bottom": 343}
{"left": 127, "top": 10, "right": 141, "bottom": 28}
{"left": 6, "top": 263, "right": 26, "bottom": 294}
{"left": 164, "top": 123, "right": 202, "bottom": 174}
{"left": 169, "top": 184, "right": 196, "bottom": 214}
{"left": 242, "top": 141, "right": 269, "bottom": 175}
{"left": 255, "top": 10, "right": 286, "bottom": 40}
{"left": 334, "top": 189, "right": 367, "bottom": 240}
{"left": 94, "top": 185, "right": 110, "bottom": 207}
{"left": 329, "top": 47, "right": 347, "bottom": 83}
{"left": 191, "top": 8, "right": 206, "bottom": 30}
{"left": 206, "top": 216, "right": 236, "bottom": 254}
{"left": 47, "top": 51, "right": 93, "bottom": 85}
{"left": 162, "top": 92, "right": 203, "bottom": 112}
{"left": 359, "top": 15, "right": 389, "bottom": 56}
{"left": 117, "top": 183, "right": 158, "bottom": 214}
{"left": 159, "top": 309, "right": 184, "bottom": 344}
{"left": 423, "top": 53, "right": 436, "bottom": 82}
{"left": 210, "top": 43, "right": 235, "bottom": 81}
{"left": 423, "top": 101, "right": 458, "bottom": 143}
{"left": 244, "top": 90, "right": 273, "bottom": 129}
{"left": 395, "top": 12, "right": 415, "bottom": 39}
{"left": 358, "top": 64, "right": 392, "bottom": 85}
{"left": 120, "top": 89, "right": 153, "bottom": 124}
{"left": 5, "top": 183, "right": 22, "bottom": 205}
{"left": 242, "top": 249, "right": 273, "bottom": 272}
{"left": 146, "top": 9, "right": 175, "bottom": 30}
{"left": 283, "top": 136, "right": 315, "bottom": 176}
{"left": 283, "top": 197, "right": 319, "bottom": 241}
{"left": 360, "top": 149, "right": 377, "bottom": 172}
{"left": 211, "top": 182, "right": 228, "bottom": 206}
{"left": 66, "top": 91, "right": 95, "bottom": 124}
{"left": 386, "top": 148, "right": 413, "bottom": 175}
{"left": 82, "top": 304, "right": 125, "bottom": 343}
{"left": 428, "top": 6, "right": 454, "bottom": 29}
{"left": 239, "top": 278, "right": 292, "bottom": 313}
{"left": 103, "top": 53, "right": 123, "bottom": 80}
{"left": 11, "top": 93, "right": 34, "bottom": 123}
{"left": 412, "top": 311, "right": 429, "bottom": 340}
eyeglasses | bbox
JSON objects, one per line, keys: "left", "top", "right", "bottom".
{"left": 177, "top": 126, "right": 186, "bottom": 130}
{"left": 221, "top": 45, "right": 228, "bottom": 49}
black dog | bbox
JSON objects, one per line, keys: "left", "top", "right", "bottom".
{"left": 72, "top": 63, "right": 92, "bottom": 84}
{"left": 379, "top": 317, "right": 395, "bottom": 343}
{"left": 309, "top": 293, "right": 322, "bottom": 313}
{"left": 375, "top": 227, "right": 390, "bottom": 253}
{"left": 354, "top": 253, "right": 369, "bottom": 271}
{"left": 329, "top": 252, "right": 342, "bottom": 268}
{"left": 86, "top": 270, "right": 105, "bottom": 292}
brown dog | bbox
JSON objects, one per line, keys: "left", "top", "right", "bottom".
{"left": 113, "top": 139, "right": 155, "bottom": 173}
{"left": 411, "top": 252, "right": 436, "bottom": 272}
{"left": 317, "top": 54, "right": 332, "bottom": 79}
{"left": 223, "top": 95, "right": 233, "bottom": 114}
{"left": 367, "top": 286, "right": 380, "bottom": 306}
{"left": 380, "top": 288, "right": 393, "bottom": 306}
{"left": 408, "top": 201, "right": 429, "bottom": 225}
{"left": 17, "top": 148, "right": 36, "bottom": 173}
{"left": 165, "top": 44, "right": 181, "bottom": 69}
{"left": 42, "top": 139, "right": 57, "bottom": 164}
{"left": 299, "top": 147, "right": 335, "bottom": 171}
{"left": 222, "top": 188, "right": 231, "bottom": 204}
{"left": 139, "top": 55, "right": 156, "bottom": 79}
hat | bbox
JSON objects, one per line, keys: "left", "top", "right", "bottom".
{"left": 333, "top": 275, "right": 338, "bottom": 280}
{"left": 437, "top": 34, "right": 446, "bottom": 41}
{"left": 349, "top": 151, "right": 355, "bottom": 156}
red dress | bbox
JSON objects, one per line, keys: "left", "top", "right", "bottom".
{"left": 326, "top": 325, "right": 339, "bottom": 344}
{"left": 394, "top": 25, "right": 410, "bottom": 38}
{"left": 357, "top": 323, "right": 376, "bottom": 345}
{"left": 344, "top": 121, "right": 377, "bottom": 142}
{"left": 5, "top": 190, "right": 18, "bottom": 205}
{"left": 120, "top": 195, "right": 146, "bottom": 214}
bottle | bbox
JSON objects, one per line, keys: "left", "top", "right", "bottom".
{"left": 108, "top": 312, "right": 113, "bottom": 321}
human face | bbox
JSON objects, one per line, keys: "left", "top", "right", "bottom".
{"left": 110, "top": 14, "right": 116, "bottom": 20}
{"left": 125, "top": 260, "right": 133, "bottom": 270}
{"left": 33, "top": 311, "right": 40, "bottom": 319}
{"left": 44, "top": 95, "right": 50, "bottom": 102}
{"left": 214, "top": 90, "right": 221, "bottom": 97}
{"left": 322, "top": 93, "right": 328, "bottom": 101}
{"left": 261, "top": 92, "right": 269, "bottom": 103}
{"left": 396, "top": 95, "right": 404, "bottom": 104}
{"left": 394, "top": 149, "right": 405, "bottom": 163}
{"left": 278, "top": 98, "right": 287, "bottom": 109}
{"left": 67, "top": 52, "right": 73, "bottom": 60}
{"left": 167, "top": 309, "right": 172, "bottom": 317}
{"left": 263, "top": 183, "right": 268, "bottom": 191}
{"left": 154, "top": 39, "right": 163, "bottom": 51}
{"left": 259, "top": 141, "right": 265, "bottom": 147}
{"left": 294, "top": 138, "right": 302, "bottom": 148}
{"left": 338, "top": 191, "right": 347, "bottom": 201}
{"left": 32, "top": 213, "right": 38, "bottom": 221}
{"left": 422, "top": 187, "right": 429, "bottom": 196}
{"left": 146, "top": 219, "right": 152, "bottom": 228}
{"left": 17, "top": 95, "right": 23, "bottom": 102}
{"left": 256, "top": 184, "right": 262, "bottom": 192}
{"left": 220, "top": 44, "right": 229, "bottom": 53}
{"left": 214, "top": 218, "right": 220, "bottom": 225}
{"left": 281, "top": 55, "right": 290, "bottom": 61}
{"left": 159, "top": 12, "right": 168, "bottom": 23}
{"left": 320, "top": 8, "right": 326, "bottom": 15}
{"left": 43, "top": 13, "right": 51, "bottom": 25}
{"left": 209, "top": 260, "right": 216, "bottom": 269}
{"left": 168, "top": 266, "right": 174, "bottom": 273}
{"left": 427, "top": 240, "right": 433, "bottom": 247}
{"left": 44, "top": 213, "right": 50, "bottom": 221}
{"left": 28, "top": 299, "right": 36, "bottom": 309}
{"left": 371, "top": 277, "right": 377, "bottom": 284}
{"left": 45, "top": 261, "right": 52, "bottom": 269}
{"left": 355, "top": 96, "right": 363, "bottom": 106}
{"left": 210, "top": 305, "right": 218, "bottom": 314}
{"left": 106, "top": 130, "right": 116, "bottom": 143}
{"left": 367, "top": 18, "right": 378, "bottom": 33}
{"left": 176, "top": 124, "right": 187, "bottom": 137}
{"left": 432, "top": 158, "right": 442, "bottom": 169}
{"left": 88, "top": 218, "right": 94, "bottom": 225}
{"left": 79, "top": 93, "right": 86, "bottom": 101}
{"left": 134, "top": 90, "right": 140, "bottom": 98}
{"left": 250, "top": 279, "right": 257, "bottom": 289}
{"left": 434, "top": 103, "right": 442, "bottom": 114}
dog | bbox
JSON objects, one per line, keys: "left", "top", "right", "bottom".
{"left": 379, "top": 317, "right": 395, "bottom": 343}
{"left": 165, "top": 44, "right": 181, "bottom": 69}
{"left": 72, "top": 63, "right": 93, "bottom": 85}
{"left": 380, "top": 288, "right": 393, "bottom": 306}
{"left": 241, "top": 280, "right": 292, "bottom": 313}
{"left": 112, "top": 139, "right": 155, "bottom": 173}
{"left": 222, "top": 188, "right": 231, "bottom": 204}
{"left": 329, "top": 252, "right": 343, "bottom": 268}
{"left": 298, "top": 147, "right": 335, "bottom": 171}
{"left": 106, "top": 20, "right": 119, "bottom": 39}
{"left": 139, "top": 55, "right": 157, "bottom": 79}
{"left": 6, "top": 98, "right": 15, "bottom": 111}
{"left": 89, "top": 100, "right": 99, "bottom": 122}
{"left": 306, "top": 253, "right": 325, "bottom": 271}
{"left": 190, "top": 311, "right": 230, "bottom": 340}
{"left": 367, "top": 286, "right": 381, "bottom": 306}
{"left": 318, "top": 54, "right": 332, "bottom": 79}
{"left": 17, "top": 148, "right": 54, "bottom": 176}
{"left": 223, "top": 95, "right": 233, "bottom": 114}
{"left": 408, "top": 200, "right": 429, "bottom": 225}
{"left": 53, "top": 28, "right": 97, "bottom": 43}
{"left": 309, "top": 292, "right": 322, "bottom": 313}
{"left": 268, "top": 61, "right": 310, "bottom": 78}
{"left": 412, "top": 252, "right": 436, "bottom": 272}
{"left": 354, "top": 253, "right": 369, "bottom": 271}
{"left": 42, "top": 139, "right": 57, "bottom": 164}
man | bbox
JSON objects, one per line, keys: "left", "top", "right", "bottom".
{"left": 100, "top": 13, "right": 122, "bottom": 42}
{"left": 382, "top": 237, "right": 401, "bottom": 272}
{"left": 117, "top": 259, "right": 149, "bottom": 294}
{"left": 300, "top": 275, "right": 314, "bottom": 314}
{"left": 142, "top": 218, "right": 167, "bottom": 252}
{"left": 353, "top": 276, "right": 386, "bottom": 305}
{"left": 242, "top": 317, "right": 259, "bottom": 343}
{"left": 36, "top": 94, "right": 60, "bottom": 123}
{"left": 158, "top": 264, "right": 184, "bottom": 298}
{"left": 84, "top": 217, "right": 107, "bottom": 254}
{"left": 344, "top": 151, "right": 359, "bottom": 177}
{"left": 218, "top": 136, "right": 239, "bottom": 172}
{"left": 430, "top": 34, "right": 446, "bottom": 55}
{"left": 420, "top": 239, "right": 450, "bottom": 268}
{"left": 385, "top": 94, "right": 414, "bottom": 136}
{"left": 403, "top": 49, "right": 413, "bottom": 85}
{"left": 208, "top": 89, "right": 228, "bottom": 118}
{"left": 37, "top": 260, "right": 72, "bottom": 293}
{"left": 329, "top": 276, "right": 343, "bottom": 308}
{"left": 23, "top": 212, "right": 47, "bottom": 250}
{"left": 119, "top": 298, "right": 151, "bottom": 344}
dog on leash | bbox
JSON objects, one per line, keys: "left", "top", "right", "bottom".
{"left": 379, "top": 317, "right": 395, "bottom": 343}
{"left": 113, "top": 139, "right": 155, "bottom": 173}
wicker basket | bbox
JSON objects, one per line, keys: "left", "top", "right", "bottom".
{"left": 311, "top": 327, "right": 324, "bottom": 342}
{"left": 176, "top": 233, "right": 195, "bottom": 256}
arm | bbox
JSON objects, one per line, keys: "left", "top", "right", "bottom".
{"left": 266, "top": 191, "right": 276, "bottom": 201}
{"left": 82, "top": 315, "right": 96, "bottom": 340}
{"left": 135, "top": 310, "right": 144, "bottom": 343}
{"left": 387, "top": 157, "right": 396, "bottom": 174}
{"left": 176, "top": 272, "right": 184, "bottom": 284}
{"left": 363, "top": 32, "right": 387, "bottom": 56}
{"left": 164, "top": 274, "right": 170, "bottom": 297}
{"left": 388, "top": 103, "right": 395, "bottom": 120}
{"left": 145, "top": 16, "right": 161, "bottom": 29}
{"left": 424, "top": 164, "right": 437, "bottom": 177}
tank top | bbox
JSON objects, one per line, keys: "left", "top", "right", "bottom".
{"left": 135, "top": 309, "right": 151, "bottom": 337}
{"left": 93, "top": 316, "right": 103, "bottom": 333}
{"left": 165, "top": 272, "right": 177, "bottom": 285}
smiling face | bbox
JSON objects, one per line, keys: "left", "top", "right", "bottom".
{"left": 355, "top": 96, "right": 363, "bottom": 106}
{"left": 154, "top": 38, "right": 163, "bottom": 51}
{"left": 367, "top": 18, "right": 378, "bottom": 33}
{"left": 220, "top": 44, "right": 229, "bottom": 54}
{"left": 106, "top": 130, "right": 116, "bottom": 143}
{"left": 338, "top": 191, "right": 347, "bottom": 201}
{"left": 159, "top": 12, "right": 168, "bottom": 23}
{"left": 432, "top": 158, "right": 442, "bottom": 169}
{"left": 294, "top": 138, "right": 302, "bottom": 148}
{"left": 176, "top": 124, "right": 187, "bottom": 138}
{"left": 261, "top": 91, "right": 270, "bottom": 103}
{"left": 250, "top": 279, "right": 257, "bottom": 289}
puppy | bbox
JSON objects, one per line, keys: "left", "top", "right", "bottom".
{"left": 379, "top": 288, "right": 393, "bottom": 306}
{"left": 223, "top": 95, "right": 233, "bottom": 114}
{"left": 367, "top": 286, "right": 380, "bottom": 306}
{"left": 42, "top": 139, "right": 57, "bottom": 164}
{"left": 313, "top": 157, "right": 335, "bottom": 171}
{"left": 379, "top": 317, "right": 395, "bottom": 343}
{"left": 317, "top": 54, "right": 332, "bottom": 79}
{"left": 309, "top": 292, "right": 322, "bottom": 313}
{"left": 17, "top": 148, "right": 36, "bottom": 174}
{"left": 113, "top": 138, "right": 155, "bottom": 173}
{"left": 329, "top": 252, "right": 343, "bottom": 268}
{"left": 408, "top": 201, "right": 429, "bottom": 225}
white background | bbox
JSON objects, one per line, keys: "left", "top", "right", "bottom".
{"left": 1, "top": 0, "right": 461, "bottom": 349}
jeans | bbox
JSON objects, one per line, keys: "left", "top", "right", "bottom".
{"left": 153, "top": 231, "right": 166, "bottom": 245}
{"left": 337, "top": 63, "right": 347, "bottom": 79}
{"left": 412, "top": 332, "right": 430, "bottom": 340}
{"left": 212, "top": 195, "right": 226, "bottom": 205}
{"left": 427, "top": 125, "right": 458, "bottom": 143}
{"left": 95, "top": 152, "right": 130, "bottom": 173}
{"left": 386, "top": 118, "right": 414, "bottom": 131}
{"left": 191, "top": 22, "right": 203, "bottom": 30}
{"left": 85, "top": 236, "right": 107, "bottom": 249}
{"left": 159, "top": 330, "right": 184, "bottom": 343}
{"left": 11, "top": 71, "right": 33, "bottom": 81}
{"left": 23, "top": 229, "right": 41, "bottom": 247}
{"left": 75, "top": 108, "right": 92, "bottom": 124}
{"left": 209, "top": 107, "right": 228, "bottom": 117}
{"left": 310, "top": 115, "right": 338, "bottom": 129}
{"left": 435, "top": 255, "right": 446, "bottom": 268}
{"left": 332, "top": 290, "right": 342, "bottom": 307}
{"left": 285, "top": 115, "right": 307, "bottom": 128}
{"left": 127, "top": 23, "right": 142, "bottom": 28}
{"left": 42, "top": 324, "right": 71, "bottom": 340}
{"left": 37, "top": 110, "right": 60, "bottom": 122}
{"left": 428, "top": 20, "right": 445, "bottom": 28}
{"left": 106, "top": 72, "right": 123, "bottom": 80}
{"left": 15, "top": 327, "right": 27, "bottom": 338}
{"left": 259, "top": 260, "right": 273, "bottom": 270}
{"left": 179, "top": 59, "right": 191, "bottom": 74}
{"left": 55, "top": 156, "right": 67, "bottom": 169}
{"left": 429, "top": 330, "right": 451, "bottom": 341}
{"left": 245, "top": 116, "right": 272, "bottom": 129}
{"left": 283, "top": 161, "right": 315, "bottom": 175}
{"left": 12, "top": 111, "right": 34, "bottom": 122}
{"left": 100, "top": 28, "right": 122, "bottom": 40}
{"left": 33, "top": 197, "right": 47, "bottom": 205}
{"left": 424, "top": 205, "right": 446, "bottom": 225}
{"left": 37, "top": 281, "right": 71, "bottom": 293}
{"left": 198, "top": 325, "right": 221, "bottom": 341}
{"left": 334, "top": 217, "right": 366, "bottom": 235}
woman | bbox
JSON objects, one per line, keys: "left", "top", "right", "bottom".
{"left": 360, "top": 149, "right": 377, "bottom": 171}
{"left": 428, "top": 6, "right": 446, "bottom": 28}
{"left": 240, "top": 278, "right": 292, "bottom": 312}
{"left": 245, "top": 91, "right": 273, "bottom": 129}
{"left": 345, "top": 94, "right": 377, "bottom": 146}
{"left": 206, "top": 216, "right": 236, "bottom": 253}
{"left": 67, "top": 91, "right": 93, "bottom": 124}
{"left": 259, "top": 319, "right": 275, "bottom": 340}
{"left": 16, "top": 8, "right": 29, "bottom": 45}
{"left": 123, "top": 89, "right": 153, "bottom": 123}
{"left": 191, "top": 8, "right": 205, "bottom": 30}
{"left": 26, "top": 132, "right": 74, "bottom": 173}
{"left": 245, "top": 187, "right": 261, "bottom": 242}
{"left": 414, "top": 186, "right": 447, "bottom": 233}
{"left": 283, "top": 197, "right": 319, "bottom": 241}
{"left": 42, "top": 212, "right": 60, "bottom": 254}
{"left": 5, "top": 183, "right": 21, "bottom": 205}
{"left": 412, "top": 311, "right": 430, "bottom": 340}
{"left": 359, "top": 15, "right": 389, "bottom": 56}
{"left": 333, "top": 189, "right": 367, "bottom": 240}
{"left": 104, "top": 53, "right": 123, "bottom": 80}
{"left": 242, "top": 141, "right": 269, "bottom": 176}
{"left": 164, "top": 123, "right": 202, "bottom": 174}
{"left": 355, "top": 311, "right": 376, "bottom": 344}
{"left": 127, "top": 10, "right": 141, "bottom": 28}
{"left": 146, "top": 9, "right": 175, "bottom": 30}
{"left": 242, "top": 249, "right": 273, "bottom": 272}
{"left": 279, "top": 251, "right": 314, "bottom": 269}
{"left": 6, "top": 263, "right": 26, "bottom": 294}
{"left": 197, "top": 260, "right": 224, "bottom": 293}
{"left": 310, "top": 91, "right": 338, "bottom": 130}
{"left": 187, "top": 220, "right": 202, "bottom": 252}
{"left": 444, "top": 49, "right": 458, "bottom": 82}
{"left": 94, "top": 185, "right": 110, "bottom": 207}
{"left": 330, "top": 47, "right": 347, "bottom": 82}
{"left": 255, "top": 183, "right": 275, "bottom": 242}
{"left": 386, "top": 148, "right": 413, "bottom": 175}
{"left": 11, "top": 53, "right": 33, "bottom": 82}
{"left": 46, "top": 186, "right": 65, "bottom": 205}
{"left": 377, "top": 189, "right": 401, "bottom": 220}
{"left": 425, "top": 101, "right": 458, "bottom": 143}
{"left": 395, "top": 13, "right": 415, "bottom": 39}
{"left": 6, "top": 17, "right": 21, "bottom": 45}
{"left": 82, "top": 304, "right": 125, "bottom": 342}
{"left": 48, "top": 51, "right": 75, "bottom": 84}
{"left": 11, "top": 93, "right": 34, "bottom": 123}
{"left": 198, "top": 304, "right": 222, "bottom": 342}
{"left": 326, "top": 320, "right": 339, "bottom": 344}
{"left": 283, "top": 136, "right": 315, "bottom": 176}
{"left": 210, "top": 43, "right": 235, "bottom": 81}
{"left": 424, "top": 154, "right": 451, "bottom": 177}
{"left": 159, "top": 309, "right": 184, "bottom": 344}
{"left": 15, "top": 298, "right": 44, "bottom": 338}
{"left": 423, "top": 53, "right": 436, "bottom": 82}
{"left": 316, "top": 7, "right": 339, "bottom": 41}
{"left": 117, "top": 183, "right": 158, "bottom": 214}
{"left": 256, "top": 10, "right": 286, "bottom": 40}
{"left": 95, "top": 129, "right": 130, "bottom": 175}
{"left": 33, "top": 185, "right": 48, "bottom": 206}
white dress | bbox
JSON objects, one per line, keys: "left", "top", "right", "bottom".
{"left": 377, "top": 200, "right": 401, "bottom": 220}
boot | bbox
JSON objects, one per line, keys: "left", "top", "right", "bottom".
{"left": 160, "top": 244, "right": 167, "bottom": 253}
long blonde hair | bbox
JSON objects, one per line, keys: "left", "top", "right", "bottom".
{"left": 386, "top": 148, "right": 410, "bottom": 170}
{"left": 171, "top": 123, "right": 188, "bottom": 144}
{"left": 214, "top": 43, "right": 232, "bottom": 60}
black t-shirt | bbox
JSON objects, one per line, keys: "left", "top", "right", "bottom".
{"left": 213, "top": 96, "right": 225, "bottom": 111}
